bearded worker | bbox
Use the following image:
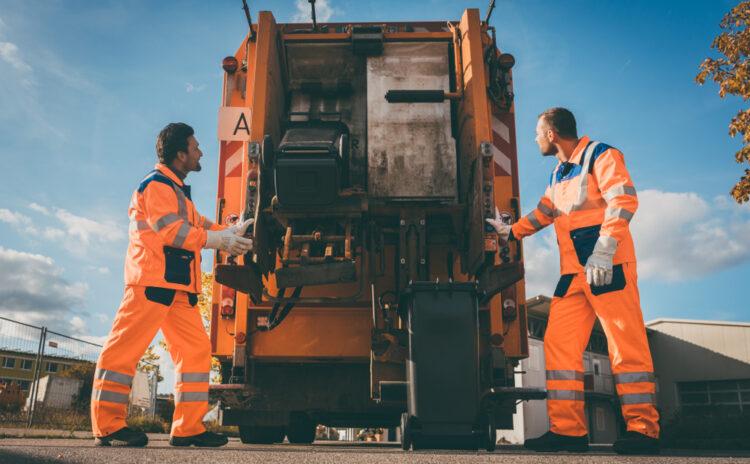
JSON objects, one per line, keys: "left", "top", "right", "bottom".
{"left": 487, "top": 108, "right": 659, "bottom": 455}
{"left": 91, "top": 123, "right": 253, "bottom": 447}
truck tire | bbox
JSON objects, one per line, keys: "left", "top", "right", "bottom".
{"left": 239, "top": 425, "right": 285, "bottom": 444}
{"left": 286, "top": 412, "right": 316, "bottom": 444}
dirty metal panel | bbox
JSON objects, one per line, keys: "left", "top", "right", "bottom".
{"left": 366, "top": 42, "right": 457, "bottom": 199}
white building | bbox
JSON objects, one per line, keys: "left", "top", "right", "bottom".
{"left": 646, "top": 318, "right": 750, "bottom": 419}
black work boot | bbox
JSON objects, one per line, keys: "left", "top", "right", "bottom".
{"left": 524, "top": 431, "right": 589, "bottom": 452}
{"left": 94, "top": 427, "right": 148, "bottom": 447}
{"left": 613, "top": 431, "right": 660, "bottom": 455}
{"left": 170, "top": 431, "right": 229, "bottom": 447}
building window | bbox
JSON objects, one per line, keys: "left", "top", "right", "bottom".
{"left": 46, "top": 362, "right": 58, "bottom": 373}
{"left": 678, "top": 379, "right": 750, "bottom": 414}
{"left": 20, "top": 359, "right": 33, "bottom": 370}
{"left": 2, "top": 357, "right": 15, "bottom": 369}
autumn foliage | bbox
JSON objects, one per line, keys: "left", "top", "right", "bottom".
{"left": 697, "top": 0, "right": 750, "bottom": 203}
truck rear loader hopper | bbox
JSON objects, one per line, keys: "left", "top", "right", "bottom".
{"left": 209, "top": 5, "right": 545, "bottom": 450}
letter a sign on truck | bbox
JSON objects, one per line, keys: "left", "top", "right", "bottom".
{"left": 218, "top": 107, "right": 252, "bottom": 141}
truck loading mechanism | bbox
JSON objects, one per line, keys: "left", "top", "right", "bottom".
{"left": 210, "top": 2, "right": 544, "bottom": 451}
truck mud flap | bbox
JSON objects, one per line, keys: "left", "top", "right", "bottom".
{"left": 275, "top": 261, "right": 356, "bottom": 288}
{"left": 215, "top": 262, "right": 263, "bottom": 303}
{"left": 476, "top": 262, "right": 524, "bottom": 304}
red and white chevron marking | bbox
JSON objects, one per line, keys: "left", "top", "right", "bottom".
{"left": 223, "top": 141, "right": 244, "bottom": 178}
{"left": 491, "top": 113, "right": 513, "bottom": 176}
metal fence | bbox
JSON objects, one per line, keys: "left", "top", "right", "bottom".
{"left": 0, "top": 315, "right": 158, "bottom": 429}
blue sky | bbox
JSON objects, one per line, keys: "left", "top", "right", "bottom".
{"left": 1, "top": 0, "right": 749, "bottom": 385}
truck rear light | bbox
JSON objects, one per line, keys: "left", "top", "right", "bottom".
{"left": 222, "top": 56, "right": 239, "bottom": 74}
{"left": 502, "top": 298, "right": 517, "bottom": 320}
{"left": 220, "top": 287, "right": 237, "bottom": 319}
{"left": 221, "top": 299, "right": 235, "bottom": 318}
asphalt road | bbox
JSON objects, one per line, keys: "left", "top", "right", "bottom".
{"left": 1, "top": 437, "right": 749, "bottom": 464}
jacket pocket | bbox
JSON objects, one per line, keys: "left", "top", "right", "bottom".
{"left": 163, "top": 246, "right": 194, "bottom": 285}
{"left": 569, "top": 224, "right": 601, "bottom": 266}
{"left": 590, "top": 264, "right": 626, "bottom": 296}
{"left": 145, "top": 286, "right": 177, "bottom": 306}
{"left": 553, "top": 274, "right": 575, "bottom": 298}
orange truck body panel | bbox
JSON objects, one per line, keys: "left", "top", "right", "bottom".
{"left": 208, "top": 9, "right": 529, "bottom": 431}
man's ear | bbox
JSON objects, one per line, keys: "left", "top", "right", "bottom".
{"left": 175, "top": 151, "right": 188, "bottom": 163}
{"left": 546, "top": 128, "right": 556, "bottom": 143}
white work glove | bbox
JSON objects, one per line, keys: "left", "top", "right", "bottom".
{"left": 205, "top": 219, "right": 254, "bottom": 256}
{"left": 485, "top": 207, "right": 512, "bottom": 242}
{"left": 227, "top": 218, "right": 254, "bottom": 236}
{"left": 584, "top": 236, "right": 617, "bottom": 287}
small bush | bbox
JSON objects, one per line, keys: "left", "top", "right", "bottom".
{"left": 127, "top": 415, "right": 168, "bottom": 433}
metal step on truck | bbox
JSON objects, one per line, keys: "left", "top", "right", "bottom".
{"left": 209, "top": 1, "right": 545, "bottom": 451}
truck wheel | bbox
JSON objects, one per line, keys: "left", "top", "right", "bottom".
{"left": 239, "top": 425, "right": 285, "bottom": 444}
{"left": 400, "top": 412, "right": 412, "bottom": 451}
{"left": 286, "top": 412, "right": 316, "bottom": 444}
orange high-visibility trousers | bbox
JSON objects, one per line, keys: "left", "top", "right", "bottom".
{"left": 91, "top": 286, "right": 211, "bottom": 437}
{"left": 544, "top": 262, "right": 659, "bottom": 438}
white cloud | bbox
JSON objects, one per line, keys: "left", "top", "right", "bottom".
{"left": 70, "top": 315, "right": 87, "bottom": 334}
{"left": 86, "top": 265, "right": 111, "bottom": 275}
{"left": 28, "top": 202, "right": 50, "bottom": 215}
{"left": 520, "top": 189, "right": 750, "bottom": 296}
{"left": 185, "top": 82, "right": 205, "bottom": 93}
{"left": 522, "top": 229, "right": 560, "bottom": 297}
{"left": 2, "top": 204, "right": 125, "bottom": 249}
{"left": 0, "top": 41, "right": 31, "bottom": 73}
{"left": 0, "top": 208, "right": 32, "bottom": 226}
{"left": 631, "top": 189, "right": 750, "bottom": 281}
{"left": 54, "top": 208, "right": 124, "bottom": 245}
{"left": 0, "top": 247, "right": 88, "bottom": 330}
{"left": 293, "top": 0, "right": 335, "bottom": 22}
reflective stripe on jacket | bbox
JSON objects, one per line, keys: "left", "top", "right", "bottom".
{"left": 511, "top": 136, "right": 638, "bottom": 274}
{"left": 124, "top": 164, "right": 223, "bottom": 292}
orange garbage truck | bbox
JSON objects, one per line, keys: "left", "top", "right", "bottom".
{"left": 209, "top": 4, "right": 543, "bottom": 450}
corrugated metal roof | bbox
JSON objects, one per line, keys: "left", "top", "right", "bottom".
{"left": 646, "top": 318, "right": 750, "bottom": 328}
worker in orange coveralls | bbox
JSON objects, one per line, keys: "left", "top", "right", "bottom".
{"left": 487, "top": 108, "right": 660, "bottom": 455}
{"left": 91, "top": 123, "right": 253, "bottom": 447}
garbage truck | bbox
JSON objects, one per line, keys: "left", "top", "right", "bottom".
{"left": 208, "top": 3, "right": 544, "bottom": 450}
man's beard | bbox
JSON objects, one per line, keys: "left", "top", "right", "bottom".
{"left": 541, "top": 145, "right": 557, "bottom": 157}
{"left": 193, "top": 161, "right": 202, "bottom": 171}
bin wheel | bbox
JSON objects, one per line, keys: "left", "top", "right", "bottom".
{"left": 400, "top": 412, "right": 412, "bottom": 451}
{"left": 239, "top": 425, "right": 285, "bottom": 444}
{"left": 286, "top": 412, "right": 316, "bottom": 444}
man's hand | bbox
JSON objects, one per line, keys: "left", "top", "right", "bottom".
{"left": 485, "top": 207, "right": 512, "bottom": 242}
{"left": 205, "top": 219, "right": 254, "bottom": 256}
{"left": 584, "top": 236, "right": 617, "bottom": 287}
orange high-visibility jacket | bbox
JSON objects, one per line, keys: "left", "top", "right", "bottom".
{"left": 124, "top": 164, "right": 223, "bottom": 293}
{"left": 511, "top": 136, "right": 638, "bottom": 274}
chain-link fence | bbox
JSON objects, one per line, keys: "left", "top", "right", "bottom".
{"left": 0, "top": 316, "right": 159, "bottom": 430}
